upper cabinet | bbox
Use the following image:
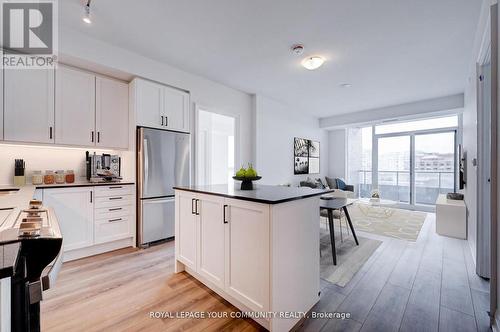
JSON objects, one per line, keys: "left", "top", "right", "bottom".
{"left": 2, "top": 64, "right": 129, "bottom": 149}
{"left": 55, "top": 65, "right": 96, "bottom": 146}
{"left": 96, "top": 76, "right": 129, "bottom": 149}
{"left": 4, "top": 68, "right": 55, "bottom": 144}
{"left": 132, "top": 78, "right": 190, "bottom": 133}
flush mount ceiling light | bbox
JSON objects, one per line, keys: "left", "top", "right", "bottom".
{"left": 301, "top": 56, "right": 325, "bottom": 70}
{"left": 83, "top": 0, "right": 92, "bottom": 24}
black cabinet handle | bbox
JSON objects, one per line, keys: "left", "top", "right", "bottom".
{"left": 161, "top": 116, "right": 164, "bottom": 126}
{"left": 165, "top": 116, "right": 168, "bottom": 126}
{"left": 109, "top": 186, "right": 122, "bottom": 189}
{"left": 191, "top": 198, "right": 196, "bottom": 215}
{"left": 223, "top": 205, "right": 228, "bottom": 224}
{"left": 97, "top": 132, "right": 100, "bottom": 143}
{"left": 91, "top": 131, "right": 94, "bottom": 143}
{"left": 195, "top": 199, "right": 200, "bottom": 215}
{"left": 109, "top": 197, "right": 123, "bottom": 200}
{"left": 108, "top": 218, "right": 122, "bottom": 223}
{"left": 109, "top": 207, "right": 122, "bottom": 212}
{"left": 49, "top": 126, "right": 53, "bottom": 139}
{"left": 90, "top": 191, "right": 93, "bottom": 203}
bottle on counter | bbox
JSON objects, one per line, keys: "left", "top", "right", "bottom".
{"left": 65, "top": 170, "right": 75, "bottom": 184}
{"left": 44, "top": 170, "right": 55, "bottom": 185}
{"left": 32, "top": 171, "right": 43, "bottom": 185}
{"left": 55, "top": 170, "right": 65, "bottom": 184}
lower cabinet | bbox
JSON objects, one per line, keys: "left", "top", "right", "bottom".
{"left": 175, "top": 191, "right": 270, "bottom": 313}
{"left": 43, "top": 187, "right": 94, "bottom": 251}
{"left": 42, "top": 184, "right": 135, "bottom": 261}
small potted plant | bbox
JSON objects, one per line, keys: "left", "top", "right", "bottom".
{"left": 370, "top": 189, "right": 380, "bottom": 203}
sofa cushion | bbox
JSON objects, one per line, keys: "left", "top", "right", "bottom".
{"left": 336, "top": 178, "right": 347, "bottom": 190}
{"left": 325, "top": 176, "right": 337, "bottom": 189}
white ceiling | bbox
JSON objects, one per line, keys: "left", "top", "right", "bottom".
{"left": 60, "top": 0, "right": 482, "bottom": 118}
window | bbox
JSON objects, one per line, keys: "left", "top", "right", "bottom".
{"left": 375, "top": 115, "right": 458, "bottom": 135}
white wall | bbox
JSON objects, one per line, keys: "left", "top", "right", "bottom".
{"left": 59, "top": 27, "right": 254, "bottom": 168}
{"left": 328, "top": 130, "right": 346, "bottom": 179}
{"left": 254, "top": 95, "right": 329, "bottom": 186}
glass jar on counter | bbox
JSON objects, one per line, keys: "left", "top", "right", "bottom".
{"left": 65, "top": 170, "right": 75, "bottom": 184}
{"left": 32, "top": 171, "right": 43, "bottom": 185}
{"left": 44, "top": 170, "right": 55, "bottom": 185}
{"left": 55, "top": 170, "right": 65, "bottom": 184}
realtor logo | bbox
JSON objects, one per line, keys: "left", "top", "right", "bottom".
{"left": 2, "top": 0, "right": 58, "bottom": 69}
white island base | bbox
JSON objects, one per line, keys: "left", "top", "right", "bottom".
{"left": 174, "top": 186, "right": 325, "bottom": 332}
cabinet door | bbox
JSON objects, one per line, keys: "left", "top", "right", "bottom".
{"left": 197, "top": 194, "right": 225, "bottom": 289}
{"left": 176, "top": 192, "right": 198, "bottom": 270}
{"left": 55, "top": 66, "right": 96, "bottom": 146}
{"left": 43, "top": 187, "right": 94, "bottom": 251}
{"left": 134, "top": 78, "right": 163, "bottom": 129}
{"left": 163, "top": 87, "right": 190, "bottom": 132}
{"left": 96, "top": 76, "right": 129, "bottom": 149}
{"left": 224, "top": 199, "right": 270, "bottom": 312}
{"left": 4, "top": 68, "right": 55, "bottom": 143}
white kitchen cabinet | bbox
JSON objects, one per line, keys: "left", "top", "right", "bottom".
{"left": 96, "top": 76, "right": 129, "bottom": 149}
{"left": 176, "top": 191, "right": 198, "bottom": 270}
{"left": 134, "top": 78, "right": 163, "bottom": 129}
{"left": 163, "top": 86, "right": 190, "bottom": 132}
{"left": 224, "top": 198, "right": 269, "bottom": 312}
{"left": 55, "top": 65, "right": 96, "bottom": 146}
{"left": 132, "top": 78, "right": 190, "bottom": 132}
{"left": 4, "top": 68, "right": 55, "bottom": 143}
{"left": 43, "top": 187, "right": 94, "bottom": 251}
{"left": 197, "top": 194, "right": 225, "bottom": 289}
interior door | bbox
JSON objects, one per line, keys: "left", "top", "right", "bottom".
{"left": 141, "top": 197, "right": 175, "bottom": 244}
{"left": 224, "top": 198, "right": 269, "bottom": 312}
{"left": 55, "top": 66, "right": 96, "bottom": 146}
{"left": 96, "top": 76, "right": 129, "bottom": 149}
{"left": 4, "top": 68, "right": 55, "bottom": 143}
{"left": 197, "top": 194, "right": 225, "bottom": 289}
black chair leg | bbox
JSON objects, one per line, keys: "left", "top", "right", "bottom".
{"left": 327, "top": 209, "right": 337, "bottom": 265}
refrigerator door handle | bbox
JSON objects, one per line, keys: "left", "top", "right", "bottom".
{"left": 143, "top": 137, "right": 149, "bottom": 194}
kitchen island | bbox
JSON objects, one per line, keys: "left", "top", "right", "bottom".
{"left": 174, "top": 184, "right": 333, "bottom": 332}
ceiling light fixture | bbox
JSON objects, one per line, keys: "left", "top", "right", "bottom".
{"left": 83, "top": 0, "right": 92, "bottom": 24}
{"left": 340, "top": 83, "right": 352, "bottom": 88}
{"left": 301, "top": 56, "right": 325, "bottom": 70}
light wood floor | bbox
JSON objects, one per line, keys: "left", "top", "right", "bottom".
{"left": 41, "top": 214, "right": 489, "bottom": 332}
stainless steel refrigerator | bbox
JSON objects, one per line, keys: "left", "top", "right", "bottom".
{"left": 137, "top": 127, "right": 190, "bottom": 247}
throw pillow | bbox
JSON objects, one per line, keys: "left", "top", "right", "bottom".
{"left": 325, "top": 176, "right": 337, "bottom": 189}
{"left": 315, "top": 178, "right": 326, "bottom": 189}
{"left": 335, "top": 178, "right": 347, "bottom": 191}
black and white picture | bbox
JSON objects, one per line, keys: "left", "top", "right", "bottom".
{"left": 294, "top": 157, "right": 309, "bottom": 174}
{"left": 294, "top": 137, "right": 320, "bottom": 174}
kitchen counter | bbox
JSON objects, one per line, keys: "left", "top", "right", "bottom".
{"left": 173, "top": 184, "right": 333, "bottom": 204}
{"left": 34, "top": 180, "right": 135, "bottom": 189}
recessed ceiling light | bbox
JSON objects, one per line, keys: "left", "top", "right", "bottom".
{"left": 340, "top": 83, "right": 353, "bottom": 88}
{"left": 83, "top": 0, "right": 92, "bottom": 24}
{"left": 301, "top": 56, "right": 325, "bottom": 70}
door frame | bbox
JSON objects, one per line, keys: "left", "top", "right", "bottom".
{"left": 194, "top": 104, "right": 240, "bottom": 186}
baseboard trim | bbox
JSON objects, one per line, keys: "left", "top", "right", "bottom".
{"left": 63, "top": 237, "right": 134, "bottom": 262}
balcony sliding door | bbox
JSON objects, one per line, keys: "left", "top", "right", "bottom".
{"left": 377, "top": 136, "right": 411, "bottom": 203}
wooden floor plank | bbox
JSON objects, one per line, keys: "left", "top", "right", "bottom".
{"left": 439, "top": 306, "right": 477, "bottom": 332}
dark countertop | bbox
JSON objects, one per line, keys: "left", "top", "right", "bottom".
{"left": 0, "top": 242, "right": 20, "bottom": 279}
{"left": 174, "top": 184, "right": 334, "bottom": 204}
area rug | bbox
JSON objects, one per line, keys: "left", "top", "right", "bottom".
{"left": 348, "top": 203, "right": 427, "bottom": 241}
{"left": 320, "top": 230, "right": 382, "bottom": 287}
